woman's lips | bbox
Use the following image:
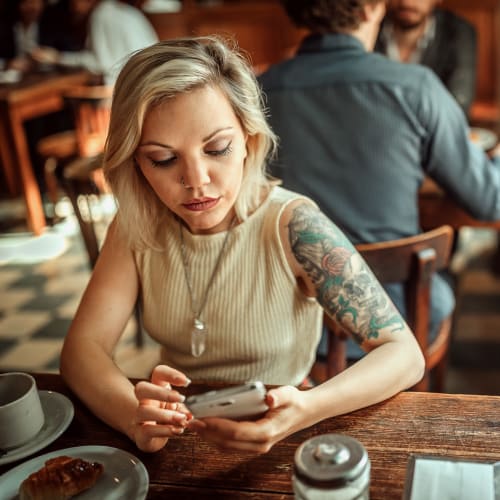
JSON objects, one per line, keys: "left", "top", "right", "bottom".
{"left": 183, "top": 197, "right": 220, "bottom": 211}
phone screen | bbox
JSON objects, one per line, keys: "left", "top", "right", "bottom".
{"left": 186, "top": 382, "right": 261, "bottom": 404}
{"left": 185, "top": 381, "right": 268, "bottom": 419}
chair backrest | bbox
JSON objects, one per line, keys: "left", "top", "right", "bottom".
{"left": 323, "top": 225, "right": 454, "bottom": 381}
{"left": 64, "top": 85, "right": 113, "bottom": 158}
{"left": 58, "top": 85, "right": 113, "bottom": 269}
{"left": 355, "top": 225, "right": 454, "bottom": 353}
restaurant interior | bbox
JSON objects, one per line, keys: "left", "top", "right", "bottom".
{"left": 0, "top": 1, "right": 499, "bottom": 498}
{"left": 1, "top": 0, "right": 499, "bottom": 394}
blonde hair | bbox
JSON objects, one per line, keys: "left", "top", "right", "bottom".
{"left": 104, "top": 36, "right": 278, "bottom": 249}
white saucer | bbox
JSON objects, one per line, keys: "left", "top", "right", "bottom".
{"left": 0, "top": 391, "right": 74, "bottom": 466}
{"left": 0, "top": 69, "right": 21, "bottom": 84}
{"left": 0, "top": 445, "right": 149, "bottom": 500}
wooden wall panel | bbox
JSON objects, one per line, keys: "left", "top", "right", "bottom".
{"left": 146, "top": 1, "right": 305, "bottom": 72}
{"left": 442, "top": 0, "right": 500, "bottom": 121}
{"left": 147, "top": 0, "right": 500, "bottom": 121}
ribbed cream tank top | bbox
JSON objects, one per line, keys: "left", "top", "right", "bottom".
{"left": 134, "top": 186, "right": 323, "bottom": 385}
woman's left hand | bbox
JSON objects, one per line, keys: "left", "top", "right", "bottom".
{"left": 131, "top": 365, "right": 192, "bottom": 452}
{"left": 186, "top": 385, "right": 310, "bottom": 453}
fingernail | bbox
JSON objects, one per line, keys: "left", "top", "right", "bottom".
{"left": 178, "top": 394, "right": 186, "bottom": 403}
{"left": 176, "top": 376, "right": 191, "bottom": 387}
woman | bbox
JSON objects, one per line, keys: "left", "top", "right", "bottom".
{"left": 60, "top": 36, "right": 424, "bottom": 454}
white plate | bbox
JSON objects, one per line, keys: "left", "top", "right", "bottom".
{"left": 0, "top": 391, "right": 73, "bottom": 466}
{"left": 469, "top": 127, "right": 498, "bottom": 151}
{"left": 0, "top": 445, "right": 149, "bottom": 500}
{"left": 0, "top": 70, "right": 21, "bottom": 84}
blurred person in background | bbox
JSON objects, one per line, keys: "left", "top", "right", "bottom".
{"left": 0, "top": 0, "right": 86, "bottom": 206}
{"left": 259, "top": 0, "right": 500, "bottom": 370}
{"left": 375, "top": 0, "right": 477, "bottom": 118}
{"left": 0, "top": 0, "right": 101, "bottom": 210}
{"left": 39, "top": 0, "right": 97, "bottom": 53}
{"left": 32, "top": 0, "right": 158, "bottom": 84}
{"left": 0, "top": 0, "right": 46, "bottom": 71}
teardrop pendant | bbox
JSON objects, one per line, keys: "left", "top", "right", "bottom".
{"left": 191, "top": 318, "right": 207, "bottom": 357}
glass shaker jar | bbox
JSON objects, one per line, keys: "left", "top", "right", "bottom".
{"left": 293, "top": 434, "right": 370, "bottom": 500}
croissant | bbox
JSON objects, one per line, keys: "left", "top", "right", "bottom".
{"left": 19, "top": 455, "right": 104, "bottom": 500}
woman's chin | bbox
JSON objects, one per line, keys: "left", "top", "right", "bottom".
{"left": 181, "top": 210, "right": 235, "bottom": 235}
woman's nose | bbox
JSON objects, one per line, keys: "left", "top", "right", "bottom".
{"left": 181, "top": 157, "right": 211, "bottom": 190}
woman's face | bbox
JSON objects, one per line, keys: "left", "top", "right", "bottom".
{"left": 135, "top": 85, "right": 247, "bottom": 235}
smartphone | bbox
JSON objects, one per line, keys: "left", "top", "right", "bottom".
{"left": 185, "top": 381, "right": 268, "bottom": 420}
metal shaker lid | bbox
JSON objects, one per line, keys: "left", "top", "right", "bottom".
{"left": 294, "top": 434, "right": 369, "bottom": 488}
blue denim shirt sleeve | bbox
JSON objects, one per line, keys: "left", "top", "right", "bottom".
{"left": 420, "top": 70, "right": 500, "bottom": 221}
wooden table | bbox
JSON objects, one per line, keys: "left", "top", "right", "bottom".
{"left": 418, "top": 122, "right": 500, "bottom": 232}
{"left": 419, "top": 177, "right": 500, "bottom": 231}
{"left": 1, "top": 373, "right": 498, "bottom": 499}
{"left": 0, "top": 69, "right": 90, "bottom": 235}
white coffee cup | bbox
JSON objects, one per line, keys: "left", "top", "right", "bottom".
{"left": 0, "top": 372, "right": 45, "bottom": 449}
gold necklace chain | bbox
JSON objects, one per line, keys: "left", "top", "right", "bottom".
{"left": 178, "top": 216, "right": 236, "bottom": 357}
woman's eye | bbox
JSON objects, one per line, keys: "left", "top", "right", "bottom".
{"left": 206, "top": 142, "right": 233, "bottom": 157}
{"left": 150, "top": 156, "right": 176, "bottom": 168}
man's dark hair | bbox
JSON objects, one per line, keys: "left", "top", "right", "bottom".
{"left": 281, "top": 0, "right": 379, "bottom": 33}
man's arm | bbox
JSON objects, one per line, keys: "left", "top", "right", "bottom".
{"left": 421, "top": 69, "right": 500, "bottom": 222}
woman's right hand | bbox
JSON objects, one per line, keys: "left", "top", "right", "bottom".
{"left": 131, "top": 365, "right": 192, "bottom": 452}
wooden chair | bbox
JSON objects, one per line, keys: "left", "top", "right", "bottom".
{"left": 64, "top": 85, "right": 113, "bottom": 158}
{"left": 53, "top": 85, "right": 113, "bottom": 267}
{"left": 37, "top": 85, "right": 113, "bottom": 214}
{"left": 58, "top": 154, "right": 111, "bottom": 268}
{"left": 323, "top": 225, "right": 455, "bottom": 392}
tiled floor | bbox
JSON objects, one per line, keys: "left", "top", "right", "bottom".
{"left": 0, "top": 196, "right": 160, "bottom": 379}
{"left": 0, "top": 196, "right": 499, "bottom": 394}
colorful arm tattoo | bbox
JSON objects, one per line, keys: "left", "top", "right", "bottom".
{"left": 288, "top": 203, "right": 405, "bottom": 344}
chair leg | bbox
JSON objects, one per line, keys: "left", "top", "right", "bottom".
{"left": 412, "top": 371, "right": 431, "bottom": 392}
{"left": 134, "top": 303, "right": 143, "bottom": 349}
{"left": 309, "top": 329, "right": 348, "bottom": 385}
{"left": 326, "top": 326, "right": 347, "bottom": 378}
{"left": 432, "top": 355, "right": 448, "bottom": 393}
{"left": 61, "top": 179, "right": 100, "bottom": 269}
{"left": 44, "top": 157, "right": 60, "bottom": 217}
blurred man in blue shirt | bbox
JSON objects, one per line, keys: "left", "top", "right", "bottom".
{"left": 259, "top": 0, "right": 500, "bottom": 363}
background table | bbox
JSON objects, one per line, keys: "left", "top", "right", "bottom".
{"left": 1, "top": 373, "right": 498, "bottom": 499}
{"left": 0, "top": 69, "right": 90, "bottom": 235}
{"left": 419, "top": 177, "right": 500, "bottom": 231}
